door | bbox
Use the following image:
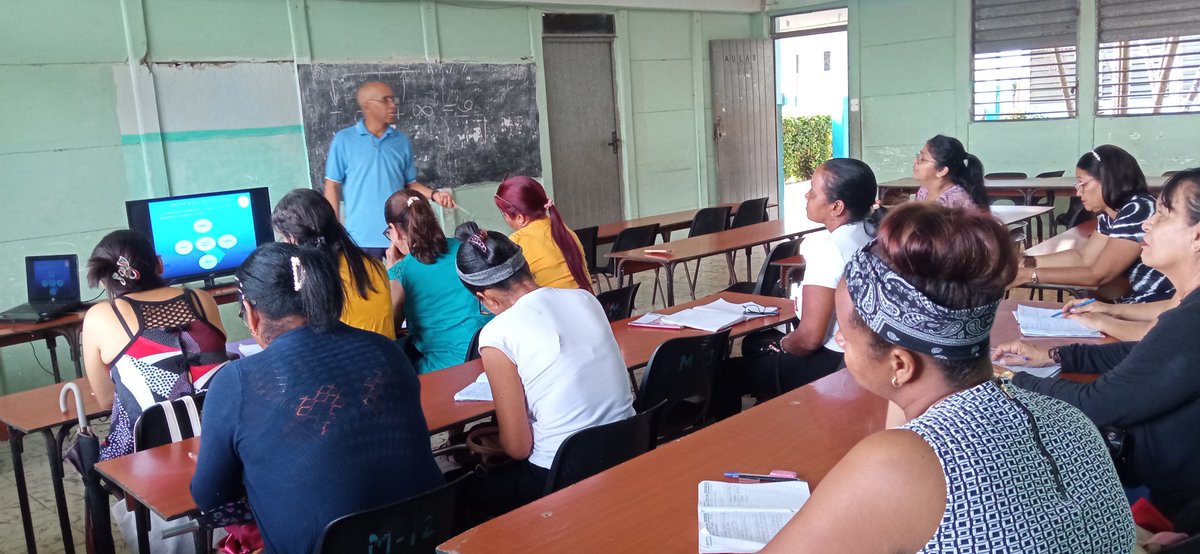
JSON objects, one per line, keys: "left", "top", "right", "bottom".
{"left": 711, "top": 40, "right": 778, "bottom": 206}
{"left": 542, "top": 37, "right": 624, "bottom": 228}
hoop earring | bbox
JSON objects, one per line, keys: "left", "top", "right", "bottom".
{"left": 891, "top": 376, "right": 901, "bottom": 388}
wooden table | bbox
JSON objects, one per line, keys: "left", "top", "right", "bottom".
{"left": 878, "top": 176, "right": 1077, "bottom": 206}
{"left": 596, "top": 202, "right": 778, "bottom": 245}
{"left": 612, "top": 292, "right": 796, "bottom": 370}
{"left": 0, "top": 378, "right": 108, "bottom": 554}
{"left": 770, "top": 254, "right": 807, "bottom": 290}
{"left": 607, "top": 219, "right": 823, "bottom": 306}
{"left": 437, "top": 368, "right": 886, "bottom": 553}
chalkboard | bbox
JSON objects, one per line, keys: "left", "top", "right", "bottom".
{"left": 297, "top": 63, "right": 541, "bottom": 189}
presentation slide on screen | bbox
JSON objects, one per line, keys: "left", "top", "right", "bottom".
{"left": 149, "top": 192, "right": 258, "bottom": 280}
{"left": 31, "top": 259, "right": 74, "bottom": 298}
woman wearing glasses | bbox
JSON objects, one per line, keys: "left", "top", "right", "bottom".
{"left": 1011, "top": 145, "right": 1173, "bottom": 303}
{"left": 272, "top": 188, "right": 396, "bottom": 338}
{"left": 192, "top": 242, "right": 442, "bottom": 554}
{"left": 454, "top": 222, "right": 633, "bottom": 514}
{"left": 912, "top": 134, "right": 989, "bottom": 211}
{"left": 383, "top": 190, "right": 492, "bottom": 373}
{"left": 493, "top": 176, "right": 592, "bottom": 292}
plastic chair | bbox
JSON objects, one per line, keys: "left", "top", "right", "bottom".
{"left": 542, "top": 400, "right": 665, "bottom": 495}
{"left": 724, "top": 238, "right": 802, "bottom": 298}
{"left": 986, "top": 172, "right": 1029, "bottom": 206}
{"left": 573, "top": 225, "right": 600, "bottom": 289}
{"left": 726, "top": 197, "right": 770, "bottom": 283}
{"left": 635, "top": 330, "right": 730, "bottom": 442}
{"left": 595, "top": 282, "right": 641, "bottom": 322}
{"left": 682, "top": 206, "right": 732, "bottom": 299}
{"left": 1035, "top": 170, "right": 1065, "bottom": 178}
{"left": 1163, "top": 170, "right": 1180, "bottom": 178}
{"left": 1055, "top": 197, "right": 1095, "bottom": 231}
{"left": 464, "top": 327, "right": 483, "bottom": 362}
{"left": 313, "top": 472, "right": 474, "bottom": 554}
{"left": 132, "top": 394, "right": 209, "bottom": 553}
{"left": 598, "top": 223, "right": 664, "bottom": 304}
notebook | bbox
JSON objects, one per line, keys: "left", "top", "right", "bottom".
{"left": 698, "top": 480, "right": 810, "bottom": 553}
{"left": 454, "top": 372, "right": 493, "bottom": 402}
{"left": 0, "top": 255, "right": 82, "bottom": 323}
{"left": 1014, "top": 305, "right": 1103, "bottom": 338}
{"left": 660, "top": 299, "right": 779, "bottom": 333}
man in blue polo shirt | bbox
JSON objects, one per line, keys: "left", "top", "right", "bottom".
{"left": 323, "top": 81, "right": 456, "bottom": 256}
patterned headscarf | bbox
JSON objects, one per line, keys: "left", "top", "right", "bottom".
{"left": 844, "top": 243, "right": 998, "bottom": 360}
{"left": 456, "top": 250, "right": 527, "bottom": 287}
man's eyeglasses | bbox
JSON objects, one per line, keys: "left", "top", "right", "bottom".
{"left": 743, "top": 306, "right": 780, "bottom": 316}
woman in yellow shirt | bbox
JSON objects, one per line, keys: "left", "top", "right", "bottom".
{"left": 272, "top": 188, "right": 395, "bottom": 338}
{"left": 493, "top": 176, "right": 592, "bottom": 292}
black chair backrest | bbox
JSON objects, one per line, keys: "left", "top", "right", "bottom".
{"left": 573, "top": 225, "right": 600, "bottom": 274}
{"left": 464, "top": 327, "right": 483, "bottom": 362}
{"left": 751, "top": 238, "right": 803, "bottom": 297}
{"left": 604, "top": 223, "right": 661, "bottom": 274}
{"left": 133, "top": 393, "right": 206, "bottom": 452}
{"left": 1055, "top": 197, "right": 1096, "bottom": 230}
{"left": 1164, "top": 170, "right": 1180, "bottom": 178}
{"left": 985, "top": 172, "right": 1028, "bottom": 180}
{"left": 688, "top": 206, "right": 731, "bottom": 238}
{"left": 543, "top": 400, "right": 665, "bottom": 495}
{"left": 730, "top": 197, "right": 769, "bottom": 229}
{"left": 636, "top": 331, "right": 730, "bottom": 441}
{"left": 595, "top": 282, "right": 641, "bottom": 322}
{"left": 1035, "top": 170, "right": 1065, "bottom": 178}
{"left": 314, "top": 472, "right": 473, "bottom": 554}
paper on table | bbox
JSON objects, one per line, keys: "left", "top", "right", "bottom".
{"left": 997, "top": 362, "right": 1062, "bottom": 379}
{"left": 630, "top": 313, "right": 685, "bottom": 330}
{"left": 238, "top": 343, "right": 264, "bottom": 357}
{"left": 1015, "top": 305, "right": 1103, "bottom": 338}
{"left": 697, "top": 480, "right": 810, "bottom": 553}
{"left": 453, "top": 372, "right": 493, "bottom": 402}
{"left": 661, "top": 299, "right": 778, "bottom": 333}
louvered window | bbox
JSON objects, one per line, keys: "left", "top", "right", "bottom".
{"left": 1097, "top": 0, "right": 1200, "bottom": 116}
{"left": 972, "top": 0, "right": 1079, "bottom": 121}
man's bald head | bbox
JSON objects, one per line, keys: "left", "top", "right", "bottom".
{"left": 356, "top": 81, "right": 393, "bottom": 108}
{"left": 356, "top": 81, "right": 396, "bottom": 128}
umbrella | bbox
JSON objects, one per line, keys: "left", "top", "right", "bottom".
{"left": 60, "top": 382, "right": 115, "bottom": 554}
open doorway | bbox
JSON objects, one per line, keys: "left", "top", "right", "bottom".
{"left": 773, "top": 9, "right": 848, "bottom": 222}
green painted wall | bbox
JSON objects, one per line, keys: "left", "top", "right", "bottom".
{"left": 767, "top": 0, "right": 1199, "bottom": 180}
{"left": 0, "top": 0, "right": 756, "bottom": 393}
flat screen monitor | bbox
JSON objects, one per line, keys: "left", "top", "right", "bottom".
{"left": 126, "top": 188, "right": 273, "bottom": 285}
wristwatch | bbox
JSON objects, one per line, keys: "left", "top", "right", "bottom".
{"left": 1031, "top": 269, "right": 1039, "bottom": 284}
{"left": 1049, "top": 346, "right": 1062, "bottom": 364}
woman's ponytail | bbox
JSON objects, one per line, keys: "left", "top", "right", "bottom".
{"left": 545, "top": 204, "right": 593, "bottom": 293}
{"left": 293, "top": 246, "right": 342, "bottom": 333}
{"left": 960, "top": 153, "right": 987, "bottom": 209}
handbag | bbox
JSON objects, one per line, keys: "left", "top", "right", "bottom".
{"left": 1100, "top": 425, "right": 1134, "bottom": 481}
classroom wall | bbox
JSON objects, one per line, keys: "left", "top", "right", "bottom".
{"left": 0, "top": 0, "right": 756, "bottom": 393}
{"left": 767, "top": 0, "right": 1200, "bottom": 181}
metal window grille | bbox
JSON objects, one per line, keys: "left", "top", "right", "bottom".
{"left": 1097, "top": 0, "right": 1200, "bottom": 116}
{"left": 972, "top": 0, "right": 1079, "bottom": 121}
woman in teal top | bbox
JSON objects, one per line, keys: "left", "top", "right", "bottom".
{"left": 384, "top": 190, "right": 492, "bottom": 373}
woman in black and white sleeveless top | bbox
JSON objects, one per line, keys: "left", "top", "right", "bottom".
{"left": 762, "top": 203, "right": 1133, "bottom": 553}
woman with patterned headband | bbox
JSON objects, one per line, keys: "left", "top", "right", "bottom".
{"left": 1011, "top": 144, "right": 1173, "bottom": 303}
{"left": 453, "top": 221, "right": 633, "bottom": 515}
{"left": 762, "top": 203, "right": 1133, "bottom": 553}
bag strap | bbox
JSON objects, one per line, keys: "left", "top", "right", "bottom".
{"left": 180, "top": 395, "right": 202, "bottom": 437}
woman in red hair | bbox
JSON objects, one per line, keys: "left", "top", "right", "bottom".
{"left": 493, "top": 176, "right": 592, "bottom": 292}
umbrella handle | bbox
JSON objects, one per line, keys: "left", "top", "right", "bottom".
{"left": 59, "top": 382, "right": 88, "bottom": 430}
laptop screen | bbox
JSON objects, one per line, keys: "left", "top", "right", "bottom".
{"left": 26, "top": 255, "right": 80, "bottom": 303}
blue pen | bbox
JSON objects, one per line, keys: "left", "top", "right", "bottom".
{"left": 1052, "top": 298, "right": 1095, "bottom": 318}
{"left": 724, "top": 472, "right": 800, "bottom": 483}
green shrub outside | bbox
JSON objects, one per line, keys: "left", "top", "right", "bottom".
{"left": 782, "top": 115, "right": 833, "bottom": 181}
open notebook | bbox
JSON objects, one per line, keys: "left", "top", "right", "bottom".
{"left": 660, "top": 299, "right": 780, "bottom": 333}
{"left": 1015, "top": 305, "right": 1103, "bottom": 338}
{"left": 698, "top": 480, "right": 810, "bottom": 553}
{"left": 454, "top": 372, "right": 493, "bottom": 402}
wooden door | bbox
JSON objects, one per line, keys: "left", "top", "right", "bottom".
{"left": 711, "top": 39, "right": 778, "bottom": 205}
{"left": 542, "top": 37, "right": 624, "bottom": 228}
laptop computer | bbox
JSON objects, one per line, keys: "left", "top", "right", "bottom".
{"left": 0, "top": 255, "right": 83, "bottom": 323}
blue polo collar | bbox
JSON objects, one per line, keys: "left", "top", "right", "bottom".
{"left": 355, "top": 119, "right": 397, "bottom": 138}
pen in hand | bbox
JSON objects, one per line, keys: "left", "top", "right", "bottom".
{"left": 990, "top": 347, "right": 1030, "bottom": 363}
{"left": 1052, "top": 298, "right": 1095, "bottom": 318}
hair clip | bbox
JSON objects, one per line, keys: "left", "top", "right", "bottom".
{"left": 112, "top": 256, "right": 141, "bottom": 286}
{"left": 312, "top": 236, "right": 326, "bottom": 246}
{"left": 407, "top": 196, "right": 420, "bottom": 207}
{"left": 963, "top": 158, "right": 969, "bottom": 167}
{"left": 468, "top": 233, "right": 489, "bottom": 253}
{"left": 1091, "top": 150, "right": 1101, "bottom": 162}
{"left": 290, "top": 256, "right": 305, "bottom": 291}
{"left": 543, "top": 197, "right": 555, "bottom": 210}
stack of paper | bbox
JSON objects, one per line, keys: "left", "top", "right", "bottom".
{"left": 996, "top": 361, "right": 1062, "bottom": 379}
{"left": 698, "top": 480, "right": 810, "bottom": 553}
{"left": 629, "top": 313, "right": 685, "bottom": 330}
{"left": 454, "top": 373, "right": 493, "bottom": 402}
{"left": 661, "top": 299, "right": 780, "bottom": 333}
{"left": 1015, "top": 305, "right": 1103, "bottom": 338}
